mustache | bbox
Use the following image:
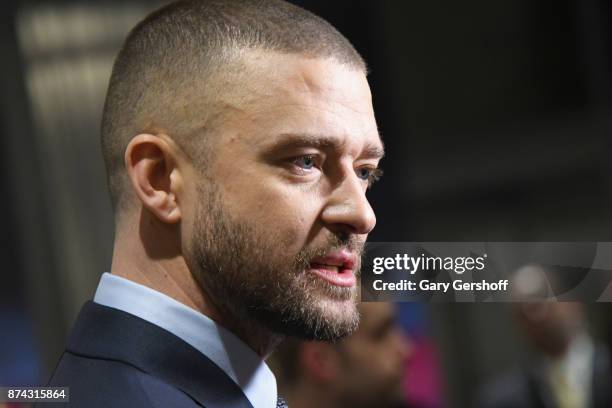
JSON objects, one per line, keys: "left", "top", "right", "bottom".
{"left": 294, "top": 234, "right": 365, "bottom": 272}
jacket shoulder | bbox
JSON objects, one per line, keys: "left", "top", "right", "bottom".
{"left": 44, "top": 351, "right": 201, "bottom": 408}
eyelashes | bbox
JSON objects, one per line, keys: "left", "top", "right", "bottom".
{"left": 292, "top": 155, "right": 318, "bottom": 170}
{"left": 362, "top": 167, "right": 383, "bottom": 187}
{"left": 291, "top": 154, "right": 383, "bottom": 187}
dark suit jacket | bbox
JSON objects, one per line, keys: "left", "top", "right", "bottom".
{"left": 41, "top": 301, "right": 254, "bottom": 408}
{"left": 477, "top": 345, "right": 612, "bottom": 408}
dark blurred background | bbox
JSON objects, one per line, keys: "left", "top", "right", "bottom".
{"left": 1, "top": 1, "right": 612, "bottom": 407}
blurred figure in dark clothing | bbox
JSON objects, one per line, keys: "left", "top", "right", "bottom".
{"left": 271, "top": 302, "right": 412, "bottom": 408}
{"left": 479, "top": 300, "right": 612, "bottom": 408}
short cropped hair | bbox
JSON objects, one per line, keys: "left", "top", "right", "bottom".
{"left": 101, "top": 0, "right": 366, "bottom": 215}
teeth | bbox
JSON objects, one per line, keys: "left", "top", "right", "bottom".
{"left": 312, "top": 263, "right": 340, "bottom": 272}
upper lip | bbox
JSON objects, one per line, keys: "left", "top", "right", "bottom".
{"left": 310, "top": 249, "right": 357, "bottom": 270}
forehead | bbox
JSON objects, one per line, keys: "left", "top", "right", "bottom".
{"left": 220, "top": 50, "right": 381, "bottom": 151}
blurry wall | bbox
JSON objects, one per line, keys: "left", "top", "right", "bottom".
{"left": 1, "top": 0, "right": 611, "bottom": 407}
{"left": 378, "top": 0, "right": 612, "bottom": 243}
{"left": 1, "top": 0, "right": 162, "bottom": 381}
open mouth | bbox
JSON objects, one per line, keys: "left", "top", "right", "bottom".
{"left": 308, "top": 264, "right": 356, "bottom": 287}
{"left": 308, "top": 249, "right": 358, "bottom": 287}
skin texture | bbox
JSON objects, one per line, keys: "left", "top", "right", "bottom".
{"left": 282, "top": 303, "right": 411, "bottom": 408}
{"left": 109, "top": 50, "right": 384, "bottom": 356}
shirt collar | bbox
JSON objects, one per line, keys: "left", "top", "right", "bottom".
{"left": 93, "top": 272, "right": 277, "bottom": 408}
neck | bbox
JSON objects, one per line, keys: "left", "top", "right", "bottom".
{"left": 111, "top": 211, "right": 281, "bottom": 357}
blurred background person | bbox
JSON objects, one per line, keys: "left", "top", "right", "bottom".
{"left": 479, "top": 298, "right": 612, "bottom": 408}
{"left": 271, "top": 302, "right": 412, "bottom": 408}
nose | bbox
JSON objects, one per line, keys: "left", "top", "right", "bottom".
{"left": 320, "top": 174, "right": 376, "bottom": 235}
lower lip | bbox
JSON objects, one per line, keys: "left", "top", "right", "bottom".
{"left": 308, "top": 265, "right": 356, "bottom": 287}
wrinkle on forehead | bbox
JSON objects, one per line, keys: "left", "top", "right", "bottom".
{"left": 295, "top": 69, "right": 321, "bottom": 96}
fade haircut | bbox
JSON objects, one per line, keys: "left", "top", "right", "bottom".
{"left": 101, "top": 0, "right": 366, "bottom": 215}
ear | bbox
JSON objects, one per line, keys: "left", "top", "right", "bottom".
{"left": 125, "top": 134, "right": 183, "bottom": 223}
{"left": 300, "top": 342, "right": 339, "bottom": 383}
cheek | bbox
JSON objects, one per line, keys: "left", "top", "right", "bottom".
{"left": 221, "top": 180, "right": 323, "bottom": 243}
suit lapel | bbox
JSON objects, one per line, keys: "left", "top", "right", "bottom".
{"left": 66, "top": 301, "right": 254, "bottom": 408}
{"left": 591, "top": 345, "right": 612, "bottom": 408}
{"left": 526, "top": 364, "right": 555, "bottom": 408}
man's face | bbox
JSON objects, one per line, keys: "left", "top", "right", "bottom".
{"left": 184, "top": 51, "right": 383, "bottom": 341}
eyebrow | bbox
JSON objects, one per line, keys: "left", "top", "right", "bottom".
{"left": 263, "top": 132, "right": 385, "bottom": 160}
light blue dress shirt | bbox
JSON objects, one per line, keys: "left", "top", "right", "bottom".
{"left": 93, "top": 272, "right": 277, "bottom": 408}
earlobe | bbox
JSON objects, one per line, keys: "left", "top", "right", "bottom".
{"left": 125, "top": 134, "right": 183, "bottom": 224}
{"left": 164, "top": 190, "right": 182, "bottom": 223}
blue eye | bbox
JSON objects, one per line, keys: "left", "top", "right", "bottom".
{"left": 293, "top": 155, "right": 316, "bottom": 170}
{"left": 357, "top": 167, "right": 383, "bottom": 186}
{"left": 357, "top": 167, "right": 371, "bottom": 180}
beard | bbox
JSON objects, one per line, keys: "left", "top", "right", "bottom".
{"left": 188, "top": 182, "right": 363, "bottom": 342}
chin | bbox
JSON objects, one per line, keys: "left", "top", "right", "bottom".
{"left": 313, "top": 294, "right": 360, "bottom": 327}
{"left": 319, "top": 296, "right": 357, "bottom": 314}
